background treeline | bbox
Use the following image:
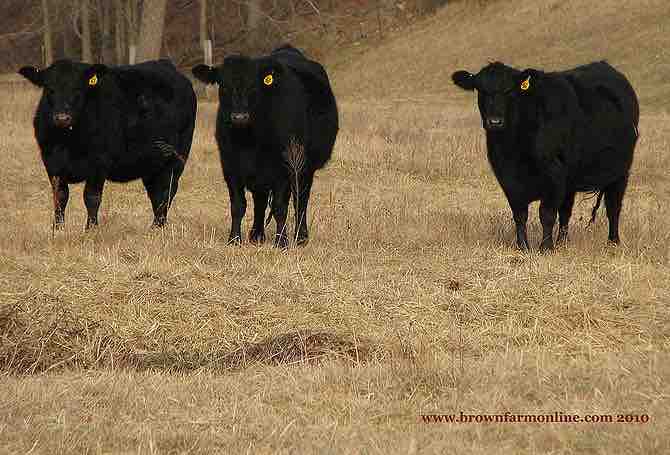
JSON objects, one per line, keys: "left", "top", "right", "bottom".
{"left": 0, "top": 0, "right": 484, "bottom": 72}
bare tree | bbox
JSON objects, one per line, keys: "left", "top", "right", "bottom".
{"left": 136, "top": 0, "right": 167, "bottom": 62}
{"left": 126, "top": 0, "right": 140, "bottom": 64}
{"left": 115, "top": 0, "right": 126, "bottom": 64}
{"left": 41, "top": 0, "right": 53, "bottom": 65}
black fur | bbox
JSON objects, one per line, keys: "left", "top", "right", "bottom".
{"left": 19, "top": 59, "right": 197, "bottom": 229}
{"left": 452, "top": 61, "right": 639, "bottom": 250}
{"left": 192, "top": 45, "right": 338, "bottom": 247}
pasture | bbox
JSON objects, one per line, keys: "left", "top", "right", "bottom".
{"left": 1, "top": 0, "right": 669, "bottom": 453}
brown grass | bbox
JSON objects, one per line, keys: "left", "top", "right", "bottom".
{"left": 1, "top": 0, "right": 670, "bottom": 453}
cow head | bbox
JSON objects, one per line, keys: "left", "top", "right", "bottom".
{"left": 452, "top": 62, "right": 538, "bottom": 132}
{"left": 192, "top": 55, "right": 283, "bottom": 128}
{"left": 19, "top": 60, "right": 108, "bottom": 130}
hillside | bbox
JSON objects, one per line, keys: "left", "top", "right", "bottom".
{"left": 331, "top": 0, "right": 670, "bottom": 109}
{"left": 1, "top": 1, "right": 669, "bottom": 454}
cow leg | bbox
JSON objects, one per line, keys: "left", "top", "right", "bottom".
{"left": 604, "top": 176, "right": 629, "bottom": 244}
{"left": 143, "top": 167, "right": 182, "bottom": 228}
{"left": 49, "top": 175, "right": 69, "bottom": 229}
{"left": 539, "top": 202, "right": 558, "bottom": 252}
{"left": 224, "top": 175, "right": 246, "bottom": 244}
{"left": 249, "top": 190, "right": 269, "bottom": 244}
{"left": 83, "top": 178, "right": 105, "bottom": 229}
{"left": 271, "top": 183, "right": 291, "bottom": 249}
{"left": 556, "top": 191, "right": 576, "bottom": 245}
{"left": 292, "top": 171, "right": 314, "bottom": 246}
{"left": 511, "top": 205, "right": 529, "bottom": 251}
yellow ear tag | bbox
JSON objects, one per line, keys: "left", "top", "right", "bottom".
{"left": 520, "top": 76, "right": 530, "bottom": 91}
{"left": 88, "top": 74, "right": 98, "bottom": 87}
{"left": 263, "top": 74, "right": 273, "bottom": 86}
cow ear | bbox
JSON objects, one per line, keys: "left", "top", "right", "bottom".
{"left": 18, "top": 66, "right": 44, "bottom": 87}
{"left": 259, "top": 61, "right": 283, "bottom": 90}
{"left": 192, "top": 65, "right": 217, "bottom": 85}
{"left": 517, "top": 70, "right": 538, "bottom": 94}
{"left": 114, "top": 68, "right": 174, "bottom": 102}
{"left": 83, "top": 64, "right": 108, "bottom": 89}
{"left": 452, "top": 70, "right": 476, "bottom": 91}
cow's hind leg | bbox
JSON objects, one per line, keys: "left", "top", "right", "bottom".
{"left": 604, "top": 176, "right": 629, "bottom": 244}
{"left": 83, "top": 178, "right": 105, "bottom": 229}
{"left": 556, "top": 191, "right": 576, "bottom": 245}
{"left": 142, "top": 164, "right": 183, "bottom": 228}
{"left": 511, "top": 205, "right": 530, "bottom": 251}
{"left": 49, "top": 175, "right": 69, "bottom": 229}
{"left": 271, "top": 183, "right": 291, "bottom": 249}
{"left": 249, "top": 190, "right": 269, "bottom": 244}
{"left": 292, "top": 171, "right": 314, "bottom": 246}
{"left": 539, "top": 202, "right": 558, "bottom": 252}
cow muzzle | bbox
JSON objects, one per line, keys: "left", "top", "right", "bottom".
{"left": 230, "top": 112, "right": 251, "bottom": 127}
{"left": 52, "top": 112, "right": 73, "bottom": 129}
{"left": 484, "top": 117, "right": 505, "bottom": 131}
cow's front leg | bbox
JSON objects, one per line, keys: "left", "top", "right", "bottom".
{"left": 511, "top": 205, "right": 529, "bottom": 251}
{"left": 249, "top": 190, "right": 269, "bottom": 244}
{"left": 83, "top": 178, "right": 105, "bottom": 229}
{"left": 225, "top": 175, "right": 246, "bottom": 245}
{"left": 271, "top": 183, "right": 291, "bottom": 249}
{"left": 539, "top": 201, "right": 558, "bottom": 252}
{"left": 49, "top": 175, "right": 69, "bottom": 229}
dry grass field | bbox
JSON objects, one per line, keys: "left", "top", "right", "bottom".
{"left": 1, "top": 0, "right": 669, "bottom": 453}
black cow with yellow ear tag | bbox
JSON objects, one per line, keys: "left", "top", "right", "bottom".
{"left": 192, "top": 44, "right": 339, "bottom": 248}
{"left": 452, "top": 61, "right": 639, "bottom": 251}
{"left": 18, "top": 59, "right": 196, "bottom": 230}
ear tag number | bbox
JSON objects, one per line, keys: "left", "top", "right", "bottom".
{"left": 263, "top": 74, "right": 273, "bottom": 86}
{"left": 520, "top": 76, "right": 530, "bottom": 91}
{"left": 88, "top": 74, "right": 98, "bottom": 87}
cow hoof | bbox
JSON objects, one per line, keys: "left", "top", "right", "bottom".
{"left": 151, "top": 218, "right": 166, "bottom": 229}
{"left": 249, "top": 229, "right": 265, "bottom": 244}
{"left": 296, "top": 236, "right": 309, "bottom": 247}
{"left": 85, "top": 221, "right": 99, "bottom": 231}
{"left": 539, "top": 242, "right": 554, "bottom": 253}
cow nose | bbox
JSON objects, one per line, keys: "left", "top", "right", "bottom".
{"left": 53, "top": 112, "right": 73, "bottom": 128}
{"left": 486, "top": 117, "right": 505, "bottom": 129}
{"left": 230, "top": 112, "right": 250, "bottom": 126}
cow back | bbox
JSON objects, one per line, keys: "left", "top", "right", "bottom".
{"left": 271, "top": 47, "right": 339, "bottom": 169}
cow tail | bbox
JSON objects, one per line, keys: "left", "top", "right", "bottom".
{"left": 589, "top": 191, "right": 605, "bottom": 224}
{"left": 265, "top": 191, "right": 274, "bottom": 227}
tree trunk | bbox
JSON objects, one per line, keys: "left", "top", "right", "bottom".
{"left": 127, "top": 0, "right": 139, "bottom": 64}
{"left": 136, "top": 0, "right": 167, "bottom": 62}
{"left": 101, "top": 1, "right": 114, "bottom": 63}
{"left": 42, "top": 0, "right": 53, "bottom": 65}
{"left": 115, "top": 1, "right": 126, "bottom": 64}
{"left": 200, "top": 0, "right": 208, "bottom": 49}
{"left": 81, "top": 0, "right": 93, "bottom": 62}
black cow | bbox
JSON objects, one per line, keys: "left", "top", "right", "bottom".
{"left": 18, "top": 59, "right": 197, "bottom": 229}
{"left": 191, "top": 44, "right": 338, "bottom": 248}
{"left": 452, "top": 61, "right": 639, "bottom": 251}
